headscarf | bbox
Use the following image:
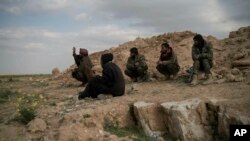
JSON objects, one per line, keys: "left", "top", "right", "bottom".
{"left": 193, "top": 34, "right": 205, "bottom": 49}
{"left": 79, "top": 48, "right": 88, "bottom": 56}
{"left": 160, "top": 42, "right": 173, "bottom": 61}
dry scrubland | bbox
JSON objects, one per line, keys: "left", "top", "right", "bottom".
{"left": 0, "top": 26, "right": 250, "bottom": 141}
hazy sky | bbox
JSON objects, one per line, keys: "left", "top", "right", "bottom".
{"left": 0, "top": 0, "right": 249, "bottom": 74}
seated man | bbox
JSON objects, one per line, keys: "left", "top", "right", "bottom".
{"left": 190, "top": 34, "right": 213, "bottom": 85}
{"left": 124, "top": 47, "right": 149, "bottom": 82}
{"left": 78, "top": 53, "right": 125, "bottom": 99}
{"left": 156, "top": 42, "right": 180, "bottom": 79}
{"left": 72, "top": 47, "right": 93, "bottom": 86}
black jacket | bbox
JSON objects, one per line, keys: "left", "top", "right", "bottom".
{"left": 99, "top": 62, "right": 125, "bottom": 96}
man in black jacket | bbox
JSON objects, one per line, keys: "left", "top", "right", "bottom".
{"left": 78, "top": 53, "right": 125, "bottom": 99}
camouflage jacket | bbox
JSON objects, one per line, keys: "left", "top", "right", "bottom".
{"left": 126, "top": 54, "right": 148, "bottom": 71}
{"left": 73, "top": 54, "right": 93, "bottom": 77}
{"left": 192, "top": 41, "right": 213, "bottom": 61}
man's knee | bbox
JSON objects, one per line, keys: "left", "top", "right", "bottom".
{"left": 137, "top": 67, "right": 147, "bottom": 75}
{"left": 72, "top": 71, "right": 76, "bottom": 78}
{"left": 72, "top": 70, "right": 81, "bottom": 79}
{"left": 156, "top": 65, "right": 162, "bottom": 71}
{"left": 193, "top": 60, "right": 200, "bottom": 74}
{"left": 125, "top": 69, "right": 134, "bottom": 77}
{"left": 156, "top": 64, "right": 166, "bottom": 74}
{"left": 167, "top": 64, "right": 180, "bottom": 75}
{"left": 124, "top": 69, "right": 129, "bottom": 75}
{"left": 202, "top": 59, "right": 212, "bottom": 74}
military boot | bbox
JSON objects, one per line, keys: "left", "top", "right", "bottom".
{"left": 78, "top": 92, "right": 89, "bottom": 100}
{"left": 190, "top": 74, "right": 198, "bottom": 86}
{"left": 172, "top": 73, "right": 178, "bottom": 80}
{"left": 202, "top": 74, "right": 213, "bottom": 85}
{"left": 164, "top": 74, "right": 170, "bottom": 80}
{"left": 138, "top": 72, "right": 150, "bottom": 82}
{"left": 132, "top": 77, "right": 138, "bottom": 82}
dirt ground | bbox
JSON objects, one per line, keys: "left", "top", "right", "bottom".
{"left": 0, "top": 75, "right": 249, "bottom": 141}
{"left": 1, "top": 26, "right": 250, "bottom": 141}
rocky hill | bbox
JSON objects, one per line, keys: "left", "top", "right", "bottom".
{"left": 53, "top": 26, "right": 250, "bottom": 85}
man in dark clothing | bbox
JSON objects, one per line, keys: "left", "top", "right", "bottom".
{"left": 190, "top": 34, "right": 213, "bottom": 85}
{"left": 124, "top": 47, "right": 149, "bottom": 82}
{"left": 156, "top": 42, "right": 180, "bottom": 79}
{"left": 72, "top": 47, "right": 94, "bottom": 86}
{"left": 78, "top": 53, "right": 125, "bottom": 99}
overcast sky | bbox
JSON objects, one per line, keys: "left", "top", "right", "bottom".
{"left": 0, "top": 0, "right": 249, "bottom": 74}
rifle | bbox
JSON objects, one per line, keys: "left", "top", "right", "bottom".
{"left": 186, "top": 66, "right": 194, "bottom": 83}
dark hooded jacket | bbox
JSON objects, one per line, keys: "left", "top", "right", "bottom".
{"left": 79, "top": 53, "right": 125, "bottom": 99}
{"left": 99, "top": 62, "right": 125, "bottom": 96}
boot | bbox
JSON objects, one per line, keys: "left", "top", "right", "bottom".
{"left": 164, "top": 74, "right": 170, "bottom": 80}
{"left": 190, "top": 74, "right": 198, "bottom": 86}
{"left": 132, "top": 77, "right": 138, "bottom": 82}
{"left": 202, "top": 74, "right": 213, "bottom": 85}
{"left": 172, "top": 73, "right": 178, "bottom": 80}
{"left": 78, "top": 91, "right": 89, "bottom": 100}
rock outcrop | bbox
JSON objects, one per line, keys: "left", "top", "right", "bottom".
{"left": 28, "top": 118, "right": 47, "bottom": 133}
{"left": 133, "top": 101, "right": 166, "bottom": 136}
{"left": 132, "top": 98, "right": 250, "bottom": 141}
{"left": 52, "top": 68, "right": 60, "bottom": 76}
{"left": 161, "top": 99, "right": 212, "bottom": 141}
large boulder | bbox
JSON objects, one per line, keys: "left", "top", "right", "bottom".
{"left": 52, "top": 67, "right": 60, "bottom": 76}
{"left": 133, "top": 101, "right": 166, "bottom": 136}
{"left": 217, "top": 107, "right": 250, "bottom": 141}
{"left": 161, "top": 99, "right": 213, "bottom": 141}
{"left": 28, "top": 118, "right": 47, "bottom": 133}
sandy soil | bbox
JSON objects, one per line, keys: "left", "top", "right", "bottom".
{"left": 0, "top": 75, "right": 249, "bottom": 141}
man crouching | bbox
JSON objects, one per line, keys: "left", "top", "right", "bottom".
{"left": 190, "top": 34, "right": 213, "bottom": 85}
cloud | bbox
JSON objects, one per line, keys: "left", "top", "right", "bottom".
{"left": 25, "top": 42, "right": 47, "bottom": 50}
{"left": 88, "top": 0, "right": 250, "bottom": 38}
{"left": 3, "top": 6, "right": 21, "bottom": 15}
{"left": 1, "top": 0, "right": 250, "bottom": 74}
{"left": 0, "top": 25, "right": 148, "bottom": 54}
{"left": 40, "top": 0, "right": 70, "bottom": 10}
{"left": 74, "top": 13, "right": 90, "bottom": 22}
{"left": 0, "top": 28, "right": 71, "bottom": 40}
{"left": 217, "top": 0, "right": 250, "bottom": 21}
{"left": 0, "top": 25, "right": 146, "bottom": 73}
{"left": 0, "top": 0, "right": 74, "bottom": 15}
{"left": 70, "top": 25, "right": 148, "bottom": 52}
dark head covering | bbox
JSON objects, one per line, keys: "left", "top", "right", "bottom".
{"left": 130, "top": 47, "right": 138, "bottom": 55}
{"left": 160, "top": 42, "right": 173, "bottom": 61}
{"left": 193, "top": 34, "right": 204, "bottom": 42}
{"left": 79, "top": 48, "right": 88, "bottom": 56}
{"left": 193, "top": 34, "right": 205, "bottom": 48}
{"left": 161, "top": 42, "right": 170, "bottom": 48}
{"left": 101, "top": 53, "right": 113, "bottom": 65}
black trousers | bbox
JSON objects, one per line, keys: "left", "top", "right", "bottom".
{"left": 78, "top": 76, "right": 111, "bottom": 99}
{"left": 156, "top": 63, "right": 180, "bottom": 75}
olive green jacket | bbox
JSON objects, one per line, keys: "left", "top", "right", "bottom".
{"left": 192, "top": 41, "right": 213, "bottom": 61}
{"left": 126, "top": 54, "right": 148, "bottom": 71}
